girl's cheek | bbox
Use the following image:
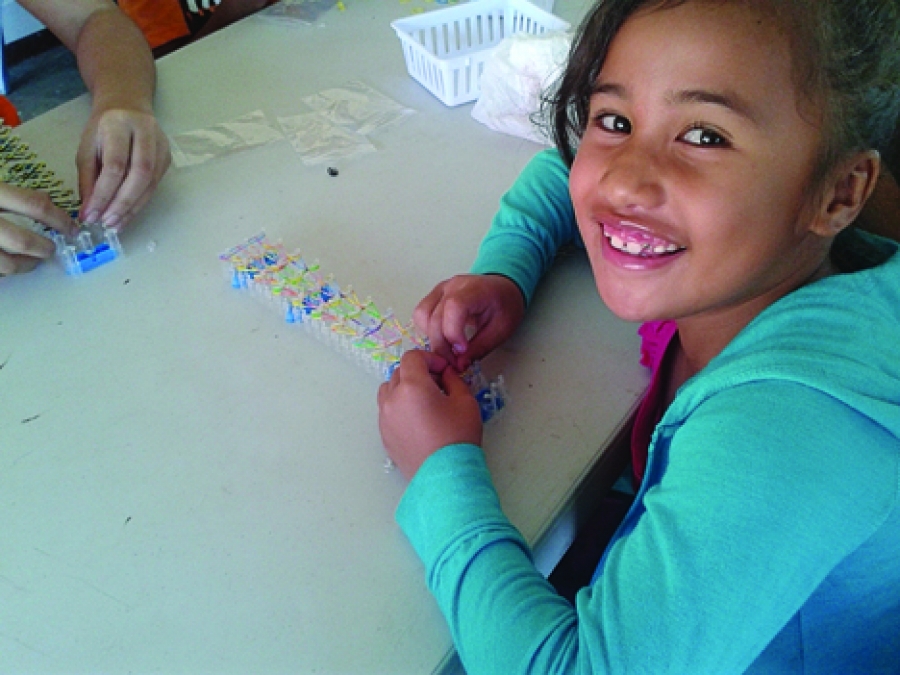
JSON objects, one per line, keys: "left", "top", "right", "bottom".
{"left": 569, "top": 150, "right": 596, "bottom": 207}
{"left": 569, "top": 170, "right": 587, "bottom": 214}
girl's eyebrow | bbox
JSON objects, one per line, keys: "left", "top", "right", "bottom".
{"left": 591, "top": 82, "right": 763, "bottom": 127}
{"left": 667, "top": 88, "right": 763, "bottom": 126}
{"left": 591, "top": 82, "right": 627, "bottom": 98}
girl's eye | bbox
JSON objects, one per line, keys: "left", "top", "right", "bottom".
{"left": 681, "top": 126, "right": 728, "bottom": 147}
{"left": 596, "top": 113, "right": 631, "bottom": 134}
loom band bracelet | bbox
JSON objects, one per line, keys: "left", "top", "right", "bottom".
{"left": 7, "top": 149, "right": 38, "bottom": 161}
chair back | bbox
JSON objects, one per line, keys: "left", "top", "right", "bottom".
{"left": 184, "top": 0, "right": 222, "bottom": 12}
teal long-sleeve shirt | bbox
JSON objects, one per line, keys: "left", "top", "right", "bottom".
{"left": 397, "top": 149, "right": 900, "bottom": 674}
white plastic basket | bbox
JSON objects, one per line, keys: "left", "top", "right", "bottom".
{"left": 391, "top": 0, "right": 570, "bottom": 107}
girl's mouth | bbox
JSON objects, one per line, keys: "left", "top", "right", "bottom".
{"left": 602, "top": 221, "right": 686, "bottom": 258}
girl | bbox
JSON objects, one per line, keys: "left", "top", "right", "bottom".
{"left": 378, "top": 0, "right": 900, "bottom": 672}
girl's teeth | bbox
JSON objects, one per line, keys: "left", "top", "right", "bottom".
{"left": 606, "top": 226, "right": 684, "bottom": 256}
{"left": 625, "top": 241, "right": 643, "bottom": 254}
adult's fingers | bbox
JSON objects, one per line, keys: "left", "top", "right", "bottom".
{"left": 78, "top": 122, "right": 130, "bottom": 225}
{"left": 98, "top": 128, "right": 164, "bottom": 229}
{"left": 0, "top": 183, "right": 77, "bottom": 236}
{"left": 0, "top": 249, "right": 44, "bottom": 275}
{"left": 79, "top": 111, "right": 171, "bottom": 230}
{"left": 76, "top": 134, "right": 101, "bottom": 219}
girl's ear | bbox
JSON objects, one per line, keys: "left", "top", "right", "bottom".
{"left": 810, "top": 150, "right": 881, "bottom": 237}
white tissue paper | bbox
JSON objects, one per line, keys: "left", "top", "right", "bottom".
{"left": 471, "top": 31, "right": 572, "bottom": 145}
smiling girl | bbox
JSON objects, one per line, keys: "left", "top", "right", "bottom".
{"left": 377, "top": 0, "right": 900, "bottom": 672}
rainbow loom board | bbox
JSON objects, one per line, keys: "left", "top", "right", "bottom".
{"left": 219, "top": 233, "right": 507, "bottom": 422}
{"left": 0, "top": 120, "right": 122, "bottom": 275}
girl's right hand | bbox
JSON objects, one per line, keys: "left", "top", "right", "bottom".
{"left": 378, "top": 350, "right": 483, "bottom": 480}
{"left": 413, "top": 273, "right": 526, "bottom": 371}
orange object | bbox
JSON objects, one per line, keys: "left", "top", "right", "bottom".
{"left": 0, "top": 95, "right": 21, "bottom": 127}
{"left": 118, "top": 0, "right": 191, "bottom": 50}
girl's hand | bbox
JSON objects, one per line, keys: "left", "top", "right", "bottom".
{"left": 0, "top": 183, "right": 78, "bottom": 275}
{"left": 413, "top": 274, "right": 525, "bottom": 372}
{"left": 378, "top": 350, "right": 483, "bottom": 480}
{"left": 76, "top": 108, "right": 171, "bottom": 231}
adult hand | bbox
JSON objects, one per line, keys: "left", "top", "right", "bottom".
{"left": 413, "top": 273, "right": 526, "bottom": 372}
{"left": 77, "top": 107, "right": 170, "bottom": 231}
{"left": 378, "top": 350, "right": 483, "bottom": 480}
{"left": 0, "top": 183, "right": 77, "bottom": 275}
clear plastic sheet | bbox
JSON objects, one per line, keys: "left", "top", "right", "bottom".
{"left": 256, "top": 0, "right": 338, "bottom": 25}
{"left": 276, "top": 112, "right": 376, "bottom": 165}
{"left": 169, "top": 110, "right": 284, "bottom": 168}
{"left": 168, "top": 85, "right": 413, "bottom": 168}
{"left": 301, "top": 80, "right": 416, "bottom": 136}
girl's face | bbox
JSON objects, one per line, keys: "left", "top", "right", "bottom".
{"left": 570, "top": 1, "right": 831, "bottom": 329}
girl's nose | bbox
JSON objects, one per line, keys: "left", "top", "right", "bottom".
{"left": 598, "top": 144, "right": 665, "bottom": 213}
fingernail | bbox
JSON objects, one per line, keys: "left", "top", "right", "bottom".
{"left": 452, "top": 343, "right": 466, "bottom": 354}
{"left": 102, "top": 214, "right": 121, "bottom": 231}
{"left": 84, "top": 210, "right": 100, "bottom": 225}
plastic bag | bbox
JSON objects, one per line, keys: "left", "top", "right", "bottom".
{"left": 256, "top": 0, "right": 337, "bottom": 25}
{"left": 169, "top": 110, "right": 284, "bottom": 168}
{"left": 277, "top": 112, "right": 376, "bottom": 165}
{"left": 301, "top": 80, "right": 415, "bottom": 136}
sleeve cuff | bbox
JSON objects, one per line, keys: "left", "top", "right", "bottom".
{"left": 396, "top": 443, "right": 514, "bottom": 570}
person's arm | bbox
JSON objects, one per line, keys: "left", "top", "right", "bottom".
{"left": 18, "top": 0, "right": 170, "bottom": 230}
{"left": 470, "top": 148, "right": 579, "bottom": 305}
{"left": 394, "top": 381, "right": 898, "bottom": 673}
{"left": 413, "top": 149, "right": 579, "bottom": 369}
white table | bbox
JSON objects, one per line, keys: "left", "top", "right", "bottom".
{"left": 0, "top": 2, "right": 647, "bottom": 672}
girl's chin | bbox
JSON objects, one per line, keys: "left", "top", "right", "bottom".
{"left": 596, "top": 285, "right": 671, "bottom": 324}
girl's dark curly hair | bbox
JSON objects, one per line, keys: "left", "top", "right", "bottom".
{"left": 544, "top": 0, "right": 900, "bottom": 184}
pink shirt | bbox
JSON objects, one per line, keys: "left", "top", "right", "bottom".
{"left": 632, "top": 321, "right": 678, "bottom": 487}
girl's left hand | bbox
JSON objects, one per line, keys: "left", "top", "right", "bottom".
{"left": 378, "top": 350, "right": 483, "bottom": 480}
